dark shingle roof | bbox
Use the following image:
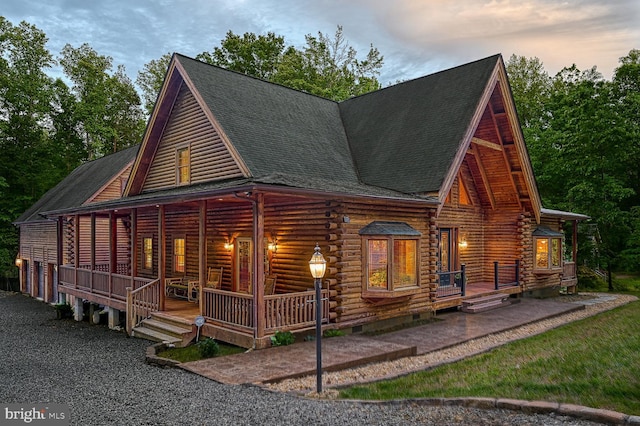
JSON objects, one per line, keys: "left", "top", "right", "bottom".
{"left": 340, "top": 55, "right": 500, "bottom": 194}
{"left": 177, "top": 55, "right": 359, "bottom": 185}
{"left": 177, "top": 53, "right": 500, "bottom": 197}
{"left": 14, "top": 145, "right": 139, "bottom": 224}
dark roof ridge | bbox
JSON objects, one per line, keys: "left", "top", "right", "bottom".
{"left": 173, "top": 53, "right": 340, "bottom": 105}
{"left": 339, "top": 53, "right": 503, "bottom": 105}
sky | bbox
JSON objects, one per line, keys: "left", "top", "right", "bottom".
{"left": 3, "top": 0, "right": 640, "bottom": 87}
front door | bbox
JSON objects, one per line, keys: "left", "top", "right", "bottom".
{"left": 438, "top": 228, "right": 457, "bottom": 286}
{"left": 236, "top": 238, "right": 252, "bottom": 293}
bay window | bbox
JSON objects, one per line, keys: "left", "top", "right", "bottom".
{"left": 360, "top": 221, "right": 421, "bottom": 297}
{"left": 533, "top": 226, "right": 563, "bottom": 272}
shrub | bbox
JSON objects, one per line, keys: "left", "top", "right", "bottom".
{"left": 196, "top": 338, "right": 220, "bottom": 358}
{"left": 323, "top": 329, "right": 345, "bottom": 338}
{"left": 270, "top": 330, "right": 295, "bottom": 346}
{"left": 53, "top": 303, "right": 73, "bottom": 319}
{"left": 577, "top": 266, "right": 607, "bottom": 291}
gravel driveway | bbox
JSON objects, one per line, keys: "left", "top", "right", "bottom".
{"left": 0, "top": 291, "right": 604, "bottom": 425}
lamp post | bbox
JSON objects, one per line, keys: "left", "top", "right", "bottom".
{"left": 308, "top": 243, "right": 326, "bottom": 393}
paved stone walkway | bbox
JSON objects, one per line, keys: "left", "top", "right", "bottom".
{"left": 180, "top": 297, "right": 583, "bottom": 385}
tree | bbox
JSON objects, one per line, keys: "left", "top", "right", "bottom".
{"left": 196, "top": 31, "right": 286, "bottom": 80}
{"left": 137, "top": 26, "right": 384, "bottom": 110}
{"left": 272, "top": 26, "right": 383, "bottom": 100}
{"left": 136, "top": 52, "right": 172, "bottom": 116}
{"left": 0, "top": 18, "right": 57, "bottom": 277}
{"left": 60, "top": 43, "right": 144, "bottom": 158}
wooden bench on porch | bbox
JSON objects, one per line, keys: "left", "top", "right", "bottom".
{"left": 165, "top": 277, "right": 194, "bottom": 300}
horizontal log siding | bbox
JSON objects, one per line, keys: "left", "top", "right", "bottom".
{"left": 333, "top": 200, "right": 434, "bottom": 326}
{"left": 19, "top": 222, "right": 57, "bottom": 296}
{"left": 263, "top": 200, "right": 334, "bottom": 295}
{"left": 206, "top": 204, "right": 253, "bottom": 292}
{"left": 136, "top": 210, "right": 159, "bottom": 279}
{"left": 439, "top": 167, "right": 527, "bottom": 286}
{"left": 142, "top": 83, "right": 244, "bottom": 192}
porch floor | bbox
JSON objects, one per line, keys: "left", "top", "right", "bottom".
{"left": 162, "top": 297, "right": 200, "bottom": 322}
{"left": 179, "top": 296, "right": 584, "bottom": 385}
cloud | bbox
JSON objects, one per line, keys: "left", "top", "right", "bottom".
{"left": 3, "top": 0, "right": 638, "bottom": 85}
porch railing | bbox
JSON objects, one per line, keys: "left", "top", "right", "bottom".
{"left": 58, "top": 264, "right": 150, "bottom": 301}
{"left": 126, "top": 279, "right": 160, "bottom": 335}
{"left": 437, "top": 264, "right": 466, "bottom": 298}
{"left": 202, "top": 288, "right": 330, "bottom": 334}
{"left": 494, "top": 260, "right": 520, "bottom": 289}
{"left": 265, "top": 289, "right": 329, "bottom": 332}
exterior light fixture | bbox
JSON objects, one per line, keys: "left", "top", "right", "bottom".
{"left": 224, "top": 240, "right": 233, "bottom": 251}
{"left": 459, "top": 239, "right": 468, "bottom": 249}
{"left": 308, "top": 243, "right": 327, "bottom": 394}
{"left": 268, "top": 239, "right": 278, "bottom": 254}
{"left": 15, "top": 257, "right": 22, "bottom": 268}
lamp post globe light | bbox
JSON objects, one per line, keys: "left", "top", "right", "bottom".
{"left": 308, "top": 243, "right": 326, "bottom": 393}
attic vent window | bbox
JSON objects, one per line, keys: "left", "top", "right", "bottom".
{"left": 176, "top": 145, "right": 190, "bottom": 185}
{"left": 359, "top": 221, "right": 421, "bottom": 298}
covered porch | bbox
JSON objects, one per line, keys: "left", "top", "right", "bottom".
{"left": 55, "top": 188, "right": 338, "bottom": 348}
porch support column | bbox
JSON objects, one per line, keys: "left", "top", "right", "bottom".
{"left": 109, "top": 211, "right": 116, "bottom": 296}
{"left": 130, "top": 208, "right": 138, "bottom": 286}
{"left": 253, "top": 192, "right": 265, "bottom": 344}
{"left": 73, "top": 297, "right": 83, "bottom": 322}
{"left": 158, "top": 205, "right": 166, "bottom": 311}
{"left": 90, "top": 213, "right": 96, "bottom": 291}
{"left": 56, "top": 217, "right": 63, "bottom": 267}
{"left": 107, "top": 307, "right": 120, "bottom": 329}
{"left": 198, "top": 201, "right": 207, "bottom": 313}
{"left": 572, "top": 220, "right": 578, "bottom": 262}
{"left": 74, "top": 214, "right": 79, "bottom": 287}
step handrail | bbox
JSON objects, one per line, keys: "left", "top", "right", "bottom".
{"left": 126, "top": 278, "right": 160, "bottom": 335}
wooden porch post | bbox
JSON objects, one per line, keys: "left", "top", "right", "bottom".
{"left": 109, "top": 211, "right": 116, "bottom": 297}
{"left": 90, "top": 213, "right": 96, "bottom": 291}
{"left": 130, "top": 208, "right": 138, "bottom": 287}
{"left": 253, "top": 192, "right": 265, "bottom": 343}
{"left": 199, "top": 200, "right": 207, "bottom": 313}
{"left": 74, "top": 214, "right": 79, "bottom": 288}
{"left": 158, "top": 205, "right": 166, "bottom": 311}
{"left": 572, "top": 220, "right": 578, "bottom": 262}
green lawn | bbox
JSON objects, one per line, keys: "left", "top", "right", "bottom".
{"left": 339, "top": 291, "right": 640, "bottom": 415}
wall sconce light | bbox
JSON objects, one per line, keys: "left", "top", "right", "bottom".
{"left": 15, "top": 257, "right": 22, "bottom": 267}
{"left": 224, "top": 240, "right": 233, "bottom": 251}
{"left": 459, "top": 238, "right": 468, "bottom": 249}
{"left": 268, "top": 239, "right": 278, "bottom": 254}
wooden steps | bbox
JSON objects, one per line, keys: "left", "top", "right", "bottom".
{"left": 132, "top": 312, "right": 196, "bottom": 347}
{"left": 461, "top": 293, "right": 517, "bottom": 313}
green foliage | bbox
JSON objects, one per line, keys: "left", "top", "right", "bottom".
{"left": 196, "top": 338, "right": 220, "bottom": 358}
{"left": 0, "top": 18, "right": 145, "bottom": 276}
{"left": 53, "top": 303, "right": 73, "bottom": 319}
{"left": 577, "top": 266, "right": 607, "bottom": 291}
{"left": 323, "top": 329, "right": 345, "bottom": 338}
{"left": 139, "top": 26, "right": 384, "bottom": 109}
{"left": 270, "top": 330, "right": 295, "bottom": 346}
{"left": 507, "top": 51, "right": 640, "bottom": 272}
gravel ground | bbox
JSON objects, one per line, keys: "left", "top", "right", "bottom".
{"left": 0, "top": 291, "right": 624, "bottom": 425}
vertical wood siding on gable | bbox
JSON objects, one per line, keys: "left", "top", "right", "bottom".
{"left": 142, "top": 83, "right": 244, "bottom": 192}
{"left": 90, "top": 165, "right": 132, "bottom": 203}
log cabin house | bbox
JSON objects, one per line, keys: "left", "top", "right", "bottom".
{"left": 15, "top": 53, "right": 588, "bottom": 349}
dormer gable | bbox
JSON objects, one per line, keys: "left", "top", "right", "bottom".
{"left": 125, "top": 55, "right": 250, "bottom": 196}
